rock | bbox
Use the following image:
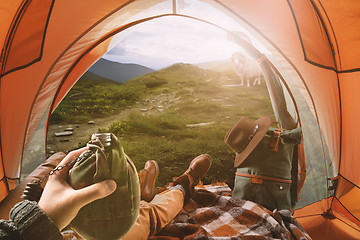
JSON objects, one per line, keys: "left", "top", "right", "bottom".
{"left": 55, "top": 131, "right": 73, "bottom": 137}
{"left": 186, "top": 122, "right": 215, "bottom": 128}
{"left": 140, "top": 109, "right": 148, "bottom": 112}
{"left": 88, "top": 121, "right": 95, "bottom": 124}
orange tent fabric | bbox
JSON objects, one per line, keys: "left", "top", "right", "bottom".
{"left": 0, "top": 0, "right": 359, "bottom": 238}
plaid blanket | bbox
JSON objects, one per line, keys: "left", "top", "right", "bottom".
{"left": 150, "top": 187, "right": 311, "bottom": 240}
{"left": 62, "top": 184, "right": 311, "bottom": 240}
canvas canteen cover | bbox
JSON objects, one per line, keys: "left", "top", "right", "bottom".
{"left": 69, "top": 133, "right": 140, "bottom": 240}
{"left": 232, "top": 127, "right": 302, "bottom": 211}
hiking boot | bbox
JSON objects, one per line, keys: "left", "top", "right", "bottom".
{"left": 139, "top": 160, "right": 159, "bottom": 202}
{"left": 173, "top": 154, "right": 212, "bottom": 198}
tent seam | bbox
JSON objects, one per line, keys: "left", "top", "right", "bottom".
{"left": 334, "top": 216, "right": 360, "bottom": 232}
{"left": 0, "top": 69, "right": 9, "bottom": 196}
{"left": 0, "top": 0, "right": 30, "bottom": 76}
{"left": 286, "top": 0, "right": 336, "bottom": 71}
{"left": 315, "top": 0, "right": 342, "bottom": 70}
{"left": 0, "top": 0, "right": 55, "bottom": 78}
{"left": 330, "top": 54, "right": 343, "bottom": 211}
{"left": 308, "top": 0, "right": 339, "bottom": 70}
{"left": 338, "top": 173, "right": 360, "bottom": 190}
{"left": 294, "top": 213, "right": 323, "bottom": 219}
{"left": 306, "top": 2, "right": 343, "bottom": 211}
{"left": 334, "top": 196, "right": 360, "bottom": 224}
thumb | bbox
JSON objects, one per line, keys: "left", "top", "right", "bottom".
{"left": 74, "top": 180, "right": 117, "bottom": 207}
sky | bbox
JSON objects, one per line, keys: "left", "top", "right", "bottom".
{"left": 101, "top": 0, "right": 270, "bottom": 70}
{"left": 103, "top": 16, "right": 242, "bottom": 70}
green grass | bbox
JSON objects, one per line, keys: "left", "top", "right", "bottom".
{"left": 49, "top": 63, "right": 275, "bottom": 188}
{"left": 50, "top": 76, "right": 145, "bottom": 123}
{"left": 106, "top": 112, "right": 236, "bottom": 187}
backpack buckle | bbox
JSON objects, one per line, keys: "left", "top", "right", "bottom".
{"left": 269, "top": 129, "right": 281, "bottom": 152}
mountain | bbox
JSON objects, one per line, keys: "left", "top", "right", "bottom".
{"left": 88, "top": 58, "right": 154, "bottom": 83}
{"left": 161, "top": 62, "right": 212, "bottom": 75}
{"left": 195, "top": 59, "right": 234, "bottom": 73}
{"left": 80, "top": 71, "right": 114, "bottom": 83}
{"left": 128, "top": 62, "right": 219, "bottom": 87}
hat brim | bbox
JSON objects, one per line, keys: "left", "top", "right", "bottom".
{"left": 234, "top": 116, "right": 271, "bottom": 167}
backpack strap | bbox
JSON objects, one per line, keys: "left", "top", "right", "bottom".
{"left": 235, "top": 172, "right": 292, "bottom": 184}
{"left": 269, "top": 122, "right": 284, "bottom": 152}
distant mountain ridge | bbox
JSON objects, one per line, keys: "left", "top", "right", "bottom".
{"left": 88, "top": 58, "right": 154, "bottom": 83}
{"left": 195, "top": 59, "right": 234, "bottom": 73}
{"left": 129, "top": 62, "right": 219, "bottom": 86}
{"left": 80, "top": 71, "right": 114, "bottom": 82}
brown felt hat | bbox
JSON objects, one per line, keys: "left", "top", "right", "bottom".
{"left": 225, "top": 116, "right": 271, "bottom": 167}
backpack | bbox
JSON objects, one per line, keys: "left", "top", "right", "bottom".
{"left": 232, "top": 126, "right": 302, "bottom": 210}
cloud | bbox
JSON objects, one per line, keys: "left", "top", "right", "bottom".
{"left": 103, "top": 16, "right": 241, "bottom": 69}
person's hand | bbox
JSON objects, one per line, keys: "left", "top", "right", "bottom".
{"left": 38, "top": 147, "right": 117, "bottom": 230}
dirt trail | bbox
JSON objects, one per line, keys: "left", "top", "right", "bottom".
{"left": 47, "top": 77, "right": 256, "bottom": 153}
{"left": 47, "top": 92, "right": 178, "bottom": 153}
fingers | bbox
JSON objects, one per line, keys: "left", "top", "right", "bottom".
{"left": 58, "top": 147, "right": 89, "bottom": 166}
{"left": 54, "top": 147, "right": 89, "bottom": 178}
{"left": 74, "top": 180, "right": 117, "bottom": 207}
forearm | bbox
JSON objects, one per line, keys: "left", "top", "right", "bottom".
{"left": 0, "top": 200, "right": 64, "bottom": 240}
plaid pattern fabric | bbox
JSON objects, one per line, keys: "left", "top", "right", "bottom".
{"left": 151, "top": 187, "right": 311, "bottom": 240}
{"left": 62, "top": 183, "right": 310, "bottom": 240}
{"left": 195, "top": 182, "right": 232, "bottom": 196}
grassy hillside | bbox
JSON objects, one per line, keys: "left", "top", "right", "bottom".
{"left": 50, "top": 72, "right": 145, "bottom": 123}
{"left": 195, "top": 59, "right": 234, "bottom": 73}
{"left": 49, "top": 63, "right": 274, "bottom": 188}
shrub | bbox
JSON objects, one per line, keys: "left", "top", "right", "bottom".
{"left": 98, "top": 121, "right": 127, "bottom": 135}
{"left": 144, "top": 76, "right": 167, "bottom": 88}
